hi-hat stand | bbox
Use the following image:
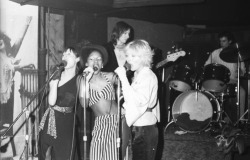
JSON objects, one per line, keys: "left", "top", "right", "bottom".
{"left": 219, "top": 43, "right": 249, "bottom": 126}
{"left": 235, "top": 64, "right": 250, "bottom": 126}
{"left": 233, "top": 44, "right": 248, "bottom": 126}
{"left": 216, "top": 92, "right": 233, "bottom": 124}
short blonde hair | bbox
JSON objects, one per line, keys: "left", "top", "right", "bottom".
{"left": 125, "top": 39, "right": 154, "bottom": 67}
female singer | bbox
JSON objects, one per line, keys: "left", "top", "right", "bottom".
{"left": 115, "top": 39, "right": 160, "bottom": 160}
{"left": 39, "top": 47, "right": 81, "bottom": 160}
{"left": 80, "top": 44, "right": 119, "bottom": 160}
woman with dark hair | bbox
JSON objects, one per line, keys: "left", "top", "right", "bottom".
{"left": 103, "top": 21, "right": 134, "bottom": 72}
{"left": 39, "top": 47, "right": 82, "bottom": 160}
{"left": 103, "top": 21, "right": 134, "bottom": 160}
{"left": 79, "top": 44, "right": 119, "bottom": 160}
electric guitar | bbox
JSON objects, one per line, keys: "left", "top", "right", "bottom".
{"left": 155, "top": 50, "right": 186, "bottom": 69}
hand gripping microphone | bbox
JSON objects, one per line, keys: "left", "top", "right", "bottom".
{"left": 57, "top": 60, "right": 67, "bottom": 70}
{"left": 82, "top": 66, "right": 98, "bottom": 76}
{"left": 124, "top": 61, "right": 131, "bottom": 71}
{"left": 52, "top": 60, "right": 67, "bottom": 80}
{"left": 79, "top": 66, "right": 99, "bottom": 106}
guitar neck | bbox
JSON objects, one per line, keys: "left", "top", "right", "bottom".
{"left": 155, "top": 50, "right": 185, "bottom": 69}
{"left": 156, "top": 58, "right": 169, "bottom": 69}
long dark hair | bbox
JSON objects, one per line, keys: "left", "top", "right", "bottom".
{"left": 110, "top": 21, "right": 134, "bottom": 45}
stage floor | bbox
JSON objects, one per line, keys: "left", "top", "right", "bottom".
{"left": 160, "top": 121, "right": 250, "bottom": 160}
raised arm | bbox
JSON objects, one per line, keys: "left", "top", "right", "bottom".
{"left": 11, "top": 16, "right": 32, "bottom": 57}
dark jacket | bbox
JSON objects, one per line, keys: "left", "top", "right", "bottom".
{"left": 102, "top": 42, "right": 118, "bottom": 72}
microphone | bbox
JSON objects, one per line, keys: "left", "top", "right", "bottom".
{"left": 51, "top": 60, "right": 67, "bottom": 80}
{"left": 124, "top": 61, "right": 131, "bottom": 71}
{"left": 82, "top": 66, "right": 98, "bottom": 76}
{"left": 56, "top": 60, "right": 67, "bottom": 71}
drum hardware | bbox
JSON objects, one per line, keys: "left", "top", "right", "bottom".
{"left": 164, "top": 120, "right": 175, "bottom": 133}
{"left": 216, "top": 91, "right": 233, "bottom": 124}
{"left": 167, "top": 87, "right": 182, "bottom": 123}
{"left": 220, "top": 43, "right": 249, "bottom": 126}
{"left": 195, "top": 82, "right": 199, "bottom": 100}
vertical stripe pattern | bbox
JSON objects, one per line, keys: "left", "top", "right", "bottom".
{"left": 90, "top": 114, "right": 118, "bottom": 160}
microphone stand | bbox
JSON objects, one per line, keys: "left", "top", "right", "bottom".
{"left": 78, "top": 75, "right": 88, "bottom": 160}
{"left": 0, "top": 69, "right": 60, "bottom": 159}
{"left": 19, "top": 110, "right": 30, "bottom": 160}
{"left": 234, "top": 44, "right": 243, "bottom": 126}
{"left": 116, "top": 78, "right": 122, "bottom": 160}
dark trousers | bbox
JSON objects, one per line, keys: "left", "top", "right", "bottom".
{"left": 132, "top": 124, "right": 158, "bottom": 160}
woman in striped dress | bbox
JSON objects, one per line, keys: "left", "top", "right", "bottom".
{"left": 80, "top": 44, "right": 119, "bottom": 160}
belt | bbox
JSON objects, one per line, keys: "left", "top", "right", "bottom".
{"left": 39, "top": 105, "right": 73, "bottom": 139}
{"left": 132, "top": 124, "right": 156, "bottom": 132}
{"left": 146, "top": 108, "right": 153, "bottom": 112}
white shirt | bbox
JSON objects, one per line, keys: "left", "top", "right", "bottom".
{"left": 204, "top": 48, "right": 245, "bottom": 83}
{"left": 120, "top": 67, "right": 160, "bottom": 127}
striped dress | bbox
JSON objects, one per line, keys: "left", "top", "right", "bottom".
{"left": 89, "top": 72, "right": 118, "bottom": 160}
{"left": 90, "top": 114, "right": 119, "bottom": 160}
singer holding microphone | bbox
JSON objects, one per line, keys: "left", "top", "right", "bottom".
{"left": 79, "top": 44, "right": 119, "bottom": 160}
{"left": 115, "top": 39, "right": 160, "bottom": 160}
{"left": 39, "top": 47, "right": 82, "bottom": 160}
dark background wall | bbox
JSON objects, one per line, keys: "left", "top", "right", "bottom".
{"left": 61, "top": 10, "right": 250, "bottom": 160}
{"left": 65, "top": 11, "right": 108, "bottom": 47}
{"left": 63, "top": 9, "right": 250, "bottom": 124}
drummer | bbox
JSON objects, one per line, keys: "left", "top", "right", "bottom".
{"left": 204, "top": 31, "right": 246, "bottom": 123}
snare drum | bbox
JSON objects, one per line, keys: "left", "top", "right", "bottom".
{"left": 172, "top": 90, "right": 220, "bottom": 133}
{"left": 201, "top": 63, "right": 230, "bottom": 92}
{"left": 169, "top": 65, "right": 194, "bottom": 92}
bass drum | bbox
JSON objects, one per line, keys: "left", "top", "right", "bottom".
{"left": 172, "top": 90, "right": 221, "bottom": 133}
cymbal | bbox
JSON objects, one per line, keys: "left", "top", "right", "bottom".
{"left": 220, "top": 43, "right": 250, "bottom": 63}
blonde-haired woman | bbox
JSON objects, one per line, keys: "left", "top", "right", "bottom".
{"left": 115, "top": 39, "right": 160, "bottom": 160}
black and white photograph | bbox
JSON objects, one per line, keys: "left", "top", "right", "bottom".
{"left": 1, "top": 0, "right": 250, "bottom": 160}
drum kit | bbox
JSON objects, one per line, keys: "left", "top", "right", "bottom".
{"left": 166, "top": 43, "right": 250, "bottom": 133}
